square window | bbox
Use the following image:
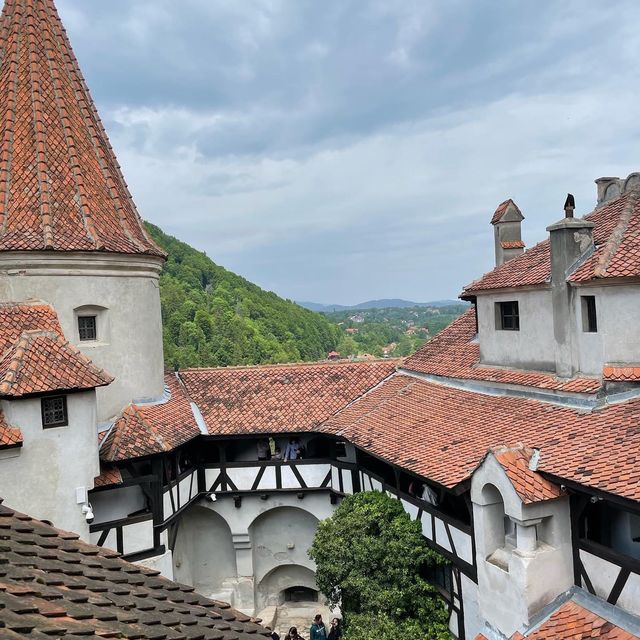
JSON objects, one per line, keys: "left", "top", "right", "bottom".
{"left": 496, "top": 301, "right": 520, "bottom": 331}
{"left": 41, "top": 396, "right": 68, "bottom": 428}
{"left": 78, "top": 315, "right": 97, "bottom": 341}
{"left": 581, "top": 296, "right": 597, "bottom": 333}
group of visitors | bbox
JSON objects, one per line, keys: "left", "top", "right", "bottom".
{"left": 257, "top": 437, "right": 305, "bottom": 462}
{"left": 271, "top": 615, "right": 342, "bottom": 640}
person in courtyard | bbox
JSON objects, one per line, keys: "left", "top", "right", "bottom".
{"left": 273, "top": 446, "right": 283, "bottom": 460}
{"left": 285, "top": 627, "right": 303, "bottom": 640}
{"left": 327, "top": 618, "right": 342, "bottom": 640}
{"left": 310, "top": 614, "right": 327, "bottom": 640}
{"left": 270, "top": 632, "right": 280, "bottom": 640}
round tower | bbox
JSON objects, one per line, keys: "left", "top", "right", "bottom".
{"left": 0, "top": 0, "right": 166, "bottom": 421}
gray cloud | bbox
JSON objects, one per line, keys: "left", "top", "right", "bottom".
{"left": 57, "top": 0, "right": 640, "bottom": 304}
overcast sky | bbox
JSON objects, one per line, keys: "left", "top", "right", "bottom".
{"left": 56, "top": 0, "right": 640, "bottom": 305}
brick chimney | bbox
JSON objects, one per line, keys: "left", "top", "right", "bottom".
{"left": 546, "top": 194, "right": 594, "bottom": 377}
{"left": 491, "top": 199, "right": 525, "bottom": 266}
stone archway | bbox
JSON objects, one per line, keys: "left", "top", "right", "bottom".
{"left": 172, "top": 505, "right": 237, "bottom": 599}
{"left": 256, "top": 564, "right": 318, "bottom": 611}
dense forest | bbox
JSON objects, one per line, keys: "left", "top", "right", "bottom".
{"left": 327, "top": 304, "right": 468, "bottom": 358}
{"left": 146, "top": 224, "right": 340, "bottom": 368}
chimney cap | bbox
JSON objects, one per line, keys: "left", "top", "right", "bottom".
{"left": 564, "top": 193, "right": 575, "bottom": 218}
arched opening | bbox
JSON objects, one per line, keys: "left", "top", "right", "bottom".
{"left": 284, "top": 586, "right": 318, "bottom": 602}
{"left": 172, "top": 506, "right": 237, "bottom": 598}
{"left": 73, "top": 304, "right": 109, "bottom": 345}
{"left": 256, "top": 564, "right": 319, "bottom": 612}
{"left": 480, "top": 483, "right": 514, "bottom": 570}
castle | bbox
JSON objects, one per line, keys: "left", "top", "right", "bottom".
{"left": 0, "top": 1, "right": 639, "bottom": 639}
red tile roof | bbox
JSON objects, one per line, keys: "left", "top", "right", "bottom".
{"left": 0, "top": 412, "right": 22, "bottom": 449}
{"left": 491, "top": 199, "right": 522, "bottom": 225}
{"left": 180, "top": 360, "right": 397, "bottom": 436}
{"left": 510, "top": 600, "right": 638, "bottom": 639}
{"left": 492, "top": 445, "right": 563, "bottom": 504}
{"left": 94, "top": 463, "right": 123, "bottom": 488}
{"left": 0, "top": 300, "right": 62, "bottom": 354}
{"left": 0, "top": 501, "right": 270, "bottom": 638}
{"left": 323, "top": 372, "right": 640, "bottom": 501}
{"left": 464, "top": 192, "right": 640, "bottom": 294}
{"left": 501, "top": 240, "right": 525, "bottom": 249}
{"left": 603, "top": 365, "right": 640, "bottom": 382}
{"left": 402, "top": 309, "right": 601, "bottom": 394}
{"left": 0, "top": 329, "right": 113, "bottom": 397}
{"left": 0, "top": 0, "right": 164, "bottom": 257}
{"left": 101, "top": 373, "right": 201, "bottom": 462}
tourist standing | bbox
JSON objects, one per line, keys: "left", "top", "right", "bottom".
{"left": 310, "top": 614, "right": 327, "bottom": 640}
{"left": 285, "top": 627, "right": 303, "bottom": 640}
{"left": 327, "top": 618, "right": 342, "bottom": 640}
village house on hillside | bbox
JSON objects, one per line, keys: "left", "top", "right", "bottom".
{"left": 0, "top": 1, "right": 639, "bottom": 639}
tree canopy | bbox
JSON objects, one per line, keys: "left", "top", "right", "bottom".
{"left": 309, "top": 491, "right": 451, "bottom": 640}
{"left": 145, "top": 223, "right": 340, "bottom": 368}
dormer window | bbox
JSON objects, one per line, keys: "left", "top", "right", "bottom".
{"left": 496, "top": 301, "right": 519, "bottom": 331}
{"left": 78, "top": 315, "right": 97, "bottom": 341}
{"left": 41, "top": 396, "right": 68, "bottom": 428}
{"left": 581, "top": 296, "right": 597, "bottom": 333}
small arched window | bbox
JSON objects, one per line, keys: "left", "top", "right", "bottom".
{"left": 74, "top": 305, "right": 109, "bottom": 345}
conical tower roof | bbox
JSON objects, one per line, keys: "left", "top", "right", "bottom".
{"left": 0, "top": 0, "right": 164, "bottom": 256}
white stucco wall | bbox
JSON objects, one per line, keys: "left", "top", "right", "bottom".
{"left": 91, "top": 485, "right": 147, "bottom": 525}
{"left": 471, "top": 455, "right": 574, "bottom": 638}
{"left": 0, "top": 391, "right": 99, "bottom": 539}
{"left": 0, "top": 252, "right": 165, "bottom": 421}
{"left": 173, "top": 506, "right": 238, "bottom": 599}
{"left": 477, "top": 289, "right": 556, "bottom": 371}
{"left": 572, "top": 284, "right": 640, "bottom": 375}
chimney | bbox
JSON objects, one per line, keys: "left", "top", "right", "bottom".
{"left": 491, "top": 199, "right": 525, "bottom": 266}
{"left": 595, "top": 172, "right": 640, "bottom": 207}
{"left": 546, "top": 194, "right": 594, "bottom": 377}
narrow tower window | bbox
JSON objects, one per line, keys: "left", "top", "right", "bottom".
{"left": 41, "top": 396, "right": 68, "bottom": 428}
{"left": 496, "top": 301, "right": 520, "bottom": 331}
{"left": 581, "top": 296, "right": 597, "bottom": 333}
{"left": 78, "top": 315, "right": 97, "bottom": 341}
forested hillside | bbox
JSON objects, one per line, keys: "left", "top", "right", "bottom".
{"left": 146, "top": 224, "right": 340, "bottom": 368}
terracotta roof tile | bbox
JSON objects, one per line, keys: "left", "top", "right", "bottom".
{"left": 519, "top": 600, "right": 638, "bottom": 639}
{"left": 464, "top": 192, "right": 640, "bottom": 293}
{"left": 0, "top": 329, "right": 113, "bottom": 397}
{"left": 0, "top": 0, "right": 164, "bottom": 257}
{"left": 101, "top": 373, "right": 201, "bottom": 462}
{"left": 0, "top": 501, "right": 270, "bottom": 638}
{"left": 94, "top": 463, "right": 123, "bottom": 488}
{"left": 501, "top": 240, "right": 525, "bottom": 249}
{"left": 323, "top": 372, "right": 640, "bottom": 501}
{"left": 180, "top": 360, "right": 397, "bottom": 436}
{"left": 492, "top": 445, "right": 562, "bottom": 504}
{"left": 603, "top": 365, "right": 640, "bottom": 382}
{"left": 0, "top": 412, "right": 22, "bottom": 449}
{"left": 402, "top": 309, "right": 601, "bottom": 394}
{"left": 0, "top": 300, "right": 62, "bottom": 354}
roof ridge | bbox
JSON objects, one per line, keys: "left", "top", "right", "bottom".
{"left": 180, "top": 358, "right": 400, "bottom": 374}
{"left": 593, "top": 191, "right": 638, "bottom": 278}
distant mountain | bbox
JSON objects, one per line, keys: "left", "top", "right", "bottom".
{"left": 146, "top": 223, "right": 340, "bottom": 368}
{"left": 297, "top": 299, "right": 465, "bottom": 312}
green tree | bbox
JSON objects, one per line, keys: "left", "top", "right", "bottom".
{"left": 309, "top": 491, "right": 451, "bottom": 639}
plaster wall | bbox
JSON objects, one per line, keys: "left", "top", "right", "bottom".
{"left": 0, "top": 252, "right": 165, "bottom": 421}
{"left": 256, "top": 564, "right": 317, "bottom": 611}
{"left": 461, "top": 574, "right": 483, "bottom": 640}
{"left": 572, "top": 284, "right": 640, "bottom": 375}
{"left": 580, "top": 550, "right": 640, "bottom": 617}
{"left": 0, "top": 391, "right": 99, "bottom": 539}
{"left": 91, "top": 485, "right": 147, "bottom": 525}
{"left": 174, "top": 493, "right": 335, "bottom": 614}
{"left": 477, "top": 289, "right": 555, "bottom": 371}
{"left": 172, "top": 506, "right": 238, "bottom": 599}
